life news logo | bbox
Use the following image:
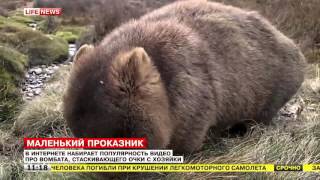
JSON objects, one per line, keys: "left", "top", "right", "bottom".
{"left": 24, "top": 8, "right": 62, "bottom": 16}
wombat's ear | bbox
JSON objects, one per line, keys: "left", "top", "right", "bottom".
{"left": 111, "top": 47, "right": 160, "bottom": 92}
{"left": 73, "top": 44, "right": 94, "bottom": 63}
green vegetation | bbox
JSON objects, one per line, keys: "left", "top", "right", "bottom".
{"left": 58, "top": 25, "right": 86, "bottom": 36}
{"left": 55, "top": 31, "right": 79, "bottom": 43}
{"left": 0, "top": 9, "right": 69, "bottom": 123}
{"left": 7, "top": 10, "right": 44, "bottom": 27}
{"left": 0, "top": 45, "right": 27, "bottom": 122}
{"left": 1, "top": 64, "right": 319, "bottom": 180}
{"left": 8, "top": 15, "right": 34, "bottom": 24}
{"left": 15, "top": 31, "right": 68, "bottom": 65}
{"left": 55, "top": 25, "right": 86, "bottom": 43}
{"left": 12, "top": 65, "right": 70, "bottom": 137}
{"left": 0, "top": 17, "right": 68, "bottom": 65}
{"left": 37, "top": 16, "right": 60, "bottom": 33}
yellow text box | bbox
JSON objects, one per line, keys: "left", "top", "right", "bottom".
{"left": 50, "top": 164, "right": 274, "bottom": 172}
{"left": 303, "top": 164, "right": 320, "bottom": 172}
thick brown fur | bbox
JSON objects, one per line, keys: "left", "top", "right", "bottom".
{"left": 63, "top": 0, "right": 306, "bottom": 154}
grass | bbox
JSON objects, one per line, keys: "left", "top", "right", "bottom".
{"left": 0, "top": 9, "right": 69, "bottom": 124}
{"left": 0, "top": 45, "right": 27, "bottom": 123}
{"left": 0, "top": 25, "right": 69, "bottom": 66}
{"left": 0, "top": 61, "right": 318, "bottom": 180}
{"left": 12, "top": 65, "right": 71, "bottom": 137}
{"left": 0, "top": 0, "right": 319, "bottom": 179}
{"left": 215, "top": 0, "right": 320, "bottom": 64}
{"left": 55, "top": 25, "right": 87, "bottom": 43}
{"left": 0, "top": 9, "right": 70, "bottom": 66}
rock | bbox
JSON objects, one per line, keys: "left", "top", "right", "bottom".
{"left": 27, "top": 78, "right": 34, "bottom": 83}
{"left": 29, "top": 84, "right": 39, "bottom": 89}
{"left": 69, "top": 43, "right": 76, "bottom": 47}
{"left": 280, "top": 102, "right": 302, "bottom": 119}
{"left": 45, "top": 68, "right": 55, "bottom": 75}
{"left": 309, "top": 79, "right": 320, "bottom": 94}
{"left": 33, "top": 88, "right": 42, "bottom": 95}
{"left": 69, "top": 44, "right": 77, "bottom": 57}
{"left": 25, "top": 97, "right": 32, "bottom": 100}
{"left": 39, "top": 76, "right": 46, "bottom": 80}
{"left": 29, "top": 67, "right": 42, "bottom": 75}
{"left": 29, "top": 84, "right": 35, "bottom": 88}
{"left": 52, "top": 65, "right": 59, "bottom": 70}
{"left": 27, "top": 92, "right": 34, "bottom": 97}
{"left": 1, "top": 24, "right": 68, "bottom": 65}
{"left": 287, "top": 103, "right": 302, "bottom": 116}
{"left": 30, "top": 80, "right": 38, "bottom": 85}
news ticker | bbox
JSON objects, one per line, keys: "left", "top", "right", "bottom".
{"left": 24, "top": 164, "right": 320, "bottom": 172}
{"left": 24, "top": 138, "right": 147, "bottom": 149}
{"left": 23, "top": 149, "right": 320, "bottom": 173}
{"left": 24, "top": 150, "right": 183, "bottom": 164}
{"left": 22, "top": 138, "right": 320, "bottom": 173}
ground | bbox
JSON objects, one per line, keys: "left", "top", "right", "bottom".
{"left": 0, "top": 0, "right": 319, "bottom": 179}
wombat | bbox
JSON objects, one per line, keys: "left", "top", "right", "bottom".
{"left": 63, "top": 0, "right": 306, "bottom": 154}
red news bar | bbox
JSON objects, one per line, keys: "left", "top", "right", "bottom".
{"left": 24, "top": 138, "right": 147, "bottom": 149}
{"left": 40, "top": 8, "right": 62, "bottom": 16}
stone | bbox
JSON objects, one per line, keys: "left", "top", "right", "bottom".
{"left": 309, "top": 79, "right": 320, "bottom": 94}
{"left": 52, "top": 65, "right": 59, "bottom": 70}
{"left": 29, "top": 67, "right": 42, "bottom": 75}
{"left": 45, "top": 69, "right": 55, "bottom": 75}
{"left": 27, "top": 92, "right": 34, "bottom": 97}
{"left": 25, "top": 96, "right": 33, "bottom": 100}
{"left": 34, "top": 88, "right": 42, "bottom": 95}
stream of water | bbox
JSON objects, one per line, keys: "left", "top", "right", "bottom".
{"left": 22, "top": 43, "right": 76, "bottom": 100}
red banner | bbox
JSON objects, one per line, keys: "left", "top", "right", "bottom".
{"left": 24, "top": 138, "right": 147, "bottom": 149}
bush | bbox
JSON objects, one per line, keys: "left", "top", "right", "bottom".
{"left": 0, "top": 23, "right": 68, "bottom": 65}
{"left": 91, "top": 0, "right": 165, "bottom": 42}
{"left": 57, "top": 25, "right": 86, "bottom": 36}
{"left": 37, "top": 16, "right": 60, "bottom": 34}
{"left": 55, "top": 31, "right": 78, "bottom": 43}
{"left": 0, "top": 0, "right": 24, "bottom": 11}
{"left": 0, "top": 45, "right": 27, "bottom": 122}
{"left": 75, "top": 26, "right": 94, "bottom": 49}
{"left": 16, "top": 31, "right": 69, "bottom": 65}
{"left": 55, "top": 25, "right": 86, "bottom": 43}
{"left": 34, "top": 0, "right": 101, "bottom": 24}
{"left": 13, "top": 65, "right": 71, "bottom": 137}
{"left": 214, "top": 0, "right": 320, "bottom": 63}
{"left": 8, "top": 15, "right": 34, "bottom": 24}
{"left": 0, "top": 7, "right": 8, "bottom": 17}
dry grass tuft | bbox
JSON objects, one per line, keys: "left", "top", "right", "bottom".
{"left": 215, "top": 0, "right": 320, "bottom": 63}
{"left": 12, "top": 65, "right": 72, "bottom": 138}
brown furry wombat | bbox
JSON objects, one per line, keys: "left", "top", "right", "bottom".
{"left": 63, "top": 0, "right": 306, "bottom": 154}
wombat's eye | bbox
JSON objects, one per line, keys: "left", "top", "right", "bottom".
{"left": 119, "top": 87, "right": 126, "bottom": 93}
